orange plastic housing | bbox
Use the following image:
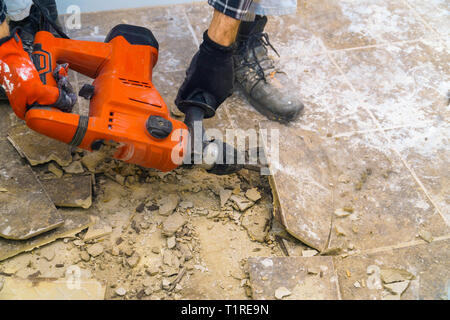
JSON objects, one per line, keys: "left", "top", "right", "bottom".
{"left": 25, "top": 30, "right": 188, "bottom": 172}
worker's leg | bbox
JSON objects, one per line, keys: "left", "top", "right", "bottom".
{"left": 7, "top": 0, "right": 61, "bottom": 53}
{"left": 234, "top": 0, "right": 304, "bottom": 122}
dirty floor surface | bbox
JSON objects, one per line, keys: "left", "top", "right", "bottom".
{"left": 0, "top": 0, "right": 449, "bottom": 300}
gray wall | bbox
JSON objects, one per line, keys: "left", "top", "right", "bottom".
{"left": 56, "top": 0, "right": 202, "bottom": 13}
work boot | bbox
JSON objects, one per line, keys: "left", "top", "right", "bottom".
{"left": 234, "top": 16, "right": 304, "bottom": 123}
{"left": 1, "top": 0, "right": 61, "bottom": 100}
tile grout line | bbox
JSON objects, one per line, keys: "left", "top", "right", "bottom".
{"left": 332, "top": 123, "right": 432, "bottom": 138}
{"left": 279, "top": 36, "right": 441, "bottom": 62}
{"left": 400, "top": 0, "right": 446, "bottom": 42}
{"left": 319, "top": 40, "right": 448, "bottom": 226}
{"left": 182, "top": 8, "right": 200, "bottom": 48}
{"left": 348, "top": 234, "right": 450, "bottom": 257}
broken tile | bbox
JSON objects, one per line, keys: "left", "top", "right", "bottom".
{"left": 48, "top": 163, "right": 63, "bottom": 178}
{"left": 40, "top": 175, "right": 92, "bottom": 209}
{"left": 230, "top": 195, "right": 254, "bottom": 212}
{"left": 248, "top": 257, "right": 341, "bottom": 300}
{"left": 245, "top": 188, "right": 262, "bottom": 202}
{"left": 87, "top": 243, "right": 104, "bottom": 257}
{"left": 260, "top": 123, "right": 333, "bottom": 252}
{"left": 219, "top": 188, "right": 232, "bottom": 207}
{"left": 380, "top": 268, "right": 415, "bottom": 284}
{"left": 0, "top": 208, "right": 92, "bottom": 261}
{"left": 63, "top": 161, "right": 85, "bottom": 174}
{"left": 0, "top": 277, "right": 105, "bottom": 300}
{"left": 7, "top": 124, "right": 72, "bottom": 167}
{"left": 334, "top": 239, "right": 450, "bottom": 299}
{"left": 0, "top": 140, "right": 63, "bottom": 240}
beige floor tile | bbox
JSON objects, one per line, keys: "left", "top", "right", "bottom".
{"left": 405, "top": 0, "right": 450, "bottom": 37}
{"left": 248, "top": 256, "right": 341, "bottom": 300}
{"left": 331, "top": 38, "right": 449, "bottom": 128}
{"left": 298, "top": 0, "right": 430, "bottom": 50}
{"left": 334, "top": 238, "right": 450, "bottom": 300}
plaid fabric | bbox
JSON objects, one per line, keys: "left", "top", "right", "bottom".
{"left": 208, "top": 0, "right": 254, "bottom": 21}
{"left": 0, "top": 0, "right": 6, "bottom": 24}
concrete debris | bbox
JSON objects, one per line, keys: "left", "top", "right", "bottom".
{"left": 48, "top": 163, "right": 63, "bottom": 178}
{"left": 162, "top": 213, "right": 188, "bottom": 236}
{"left": 87, "top": 243, "right": 104, "bottom": 257}
{"left": 159, "top": 194, "right": 180, "bottom": 216}
{"left": 80, "top": 251, "right": 90, "bottom": 262}
{"left": 81, "top": 151, "right": 107, "bottom": 173}
{"left": 241, "top": 206, "right": 271, "bottom": 242}
{"left": 353, "top": 281, "right": 361, "bottom": 288}
{"left": 380, "top": 269, "right": 415, "bottom": 284}
{"left": 245, "top": 188, "right": 262, "bottom": 202}
{"left": 167, "top": 236, "right": 176, "bottom": 249}
{"left": 302, "top": 249, "right": 319, "bottom": 257}
{"left": 274, "top": 287, "right": 292, "bottom": 300}
{"left": 220, "top": 189, "right": 233, "bottom": 207}
{"left": 334, "top": 208, "right": 352, "bottom": 218}
{"left": 418, "top": 230, "right": 433, "bottom": 243}
{"left": 179, "top": 201, "right": 194, "bottom": 209}
{"left": 63, "top": 161, "right": 85, "bottom": 174}
{"left": 115, "top": 287, "right": 127, "bottom": 296}
{"left": 7, "top": 124, "right": 72, "bottom": 167}
{"left": 127, "top": 252, "right": 141, "bottom": 268}
{"left": 335, "top": 225, "right": 346, "bottom": 236}
{"left": 146, "top": 261, "right": 161, "bottom": 276}
{"left": 230, "top": 195, "right": 254, "bottom": 212}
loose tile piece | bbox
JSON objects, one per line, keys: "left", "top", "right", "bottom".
{"left": 0, "top": 209, "right": 92, "bottom": 261}
{"left": 248, "top": 257, "right": 341, "bottom": 300}
{"left": 7, "top": 124, "right": 72, "bottom": 167}
{"left": 334, "top": 239, "right": 450, "bottom": 300}
{"left": 260, "top": 123, "right": 333, "bottom": 251}
{"left": 0, "top": 278, "right": 105, "bottom": 300}
{"left": 40, "top": 175, "right": 93, "bottom": 209}
{"left": 0, "top": 141, "right": 63, "bottom": 240}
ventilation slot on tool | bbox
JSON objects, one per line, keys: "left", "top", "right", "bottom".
{"left": 119, "top": 78, "right": 152, "bottom": 89}
{"left": 108, "top": 112, "right": 114, "bottom": 130}
{"left": 129, "top": 98, "right": 161, "bottom": 108}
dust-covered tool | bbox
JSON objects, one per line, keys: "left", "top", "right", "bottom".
{"left": 26, "top": 24, "right": 189, "bottom": 172}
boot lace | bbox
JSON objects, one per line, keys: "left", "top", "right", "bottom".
{"left": 238, "top": 32, "right": 280, "bottom": 83}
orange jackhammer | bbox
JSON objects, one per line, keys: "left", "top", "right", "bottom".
{"left": 27, "top": 24, "right": 189, "bottom": 172}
